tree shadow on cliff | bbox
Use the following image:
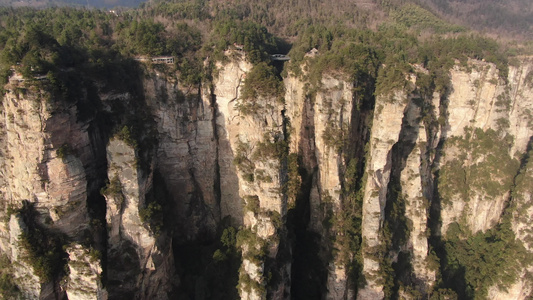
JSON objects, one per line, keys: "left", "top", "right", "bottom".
{"left": 286, "top": 89, "right": 330, "bottom": 299}
{"left": 425, "top": 87, "right": 469, "bottom": 299}
{"left": 171, "top": 217, "right": 240, "bottom": 300}
{"left": 17, "top": 201, "right": 69, "bottom": 299}
{"left": 382, "top": 131, "right": 417, "bottom": 297}
{"left": 107, "top": 239, "right": 141, "bottom": 300}
{"left": 287, "top": 163, "right": 329, "bottom": 300}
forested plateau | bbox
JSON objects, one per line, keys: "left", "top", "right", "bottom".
{"left": 0, "top": 0, "right": 533, "bottom": 299}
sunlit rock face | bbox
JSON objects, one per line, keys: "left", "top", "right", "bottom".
{"left": 1, "top": 50, "right": 532, "bottom": 300}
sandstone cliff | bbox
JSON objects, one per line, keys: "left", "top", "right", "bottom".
{"left": 356, "top": 57, "right": 533, "bottom": 299}
{"left": 104, "top": 138, "right": 174, "bottom": 300}
{"left": 439, "top": 59, "right": 533, "bottom": 234}
{"left": 1, "top": 50, "right": 532, "bottom": 300}
{"left": 0, "top": 83, "right": 99, "bottom": 299}
{"left": 214, "top": 52, "right": 287, "bottom": 299}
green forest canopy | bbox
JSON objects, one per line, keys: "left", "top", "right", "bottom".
{"left": 0, "top": 0, "right": 527, "bottom": 94}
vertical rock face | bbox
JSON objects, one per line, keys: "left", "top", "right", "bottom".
{"left": 440, "top": 61, "right": 513, "bottom": 234}
{"left": 438, "top": 59, "right": 533, "bottom": 234}
{"left": 396, "top": 97, "right": 438, "bottom": 295}
{"left": 1, "top": 89, "right": 48, "bottom": 205}
{"left": 355, "top": 58, "right": 533, "bottom": 299}
{"left": 284, "top": 75, "right": 306, "bottom": 154}
{"left": 144, "top": 74, "right": 220, "bottom": 239}
{"left": 0, "top": 84, "right": 99, "bottom": 299}
{"left": 1, "top": 51, "right": 533, "bottom": 300}
{"left": 104, "top": 139, "right": 174, "bottom": 300}
{"left": 400, "top": 128, "right": 436, "bottom": 289}
{"left": 105, "top": 139, "right": 152, "bottom": 251}
{"left": 488, "top": 142, "right": 533, "bottom": 299}
{"left": 1, "top": 88, "right": 90, "bottom": 235}
{"left": 313, "top": 76, "right": 353, "bottom": 211}
{"left": 213, "top": 53, "right": 287, "bottom": 299}
{"left": 444, "top": 57, "right": 533, "bottom": 155}
{"left": 285, "top": 72, "right": 357, "bottom": 299}
{"left": 359, "top": 92, "right": 406, "bottom": 299}
{"left": 7, "top": 214, "right": 41, "bottom": 299}
{"left": 213, "top": 53, "right": 253, "bottom": 223}
{"left": 313, "top": 76, "right": 354, "bottom": 300}
{"left": 65, "top": 244, "right": 105, "bottom": 300}
{"left": 508, "top": 58, "right": 533, "bottom": 154}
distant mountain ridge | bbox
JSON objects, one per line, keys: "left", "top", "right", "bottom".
{"left": 0, "top": 0, "right": 144, "bottom": 8}
{"left": 420, "top": 0, "right": 533, "bottom": 39}
{"left": 0, "top": 0, "right": 532, "bottom": 38}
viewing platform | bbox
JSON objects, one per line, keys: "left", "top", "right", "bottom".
{"left": 134, "top": 56, "right": 175, "bottom": 64}
{"left": 270, "top": 54, "right": 290, "bottom": 61}
{"left": 8, "top": 69, "right": 48, "bottom": 84}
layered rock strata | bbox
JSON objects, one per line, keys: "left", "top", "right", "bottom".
{"left": 1, "top": 52, "right": 532, "bottom": 300}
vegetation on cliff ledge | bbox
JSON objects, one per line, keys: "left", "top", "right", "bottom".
{"left": 16, "top": 201, "right": 68, "bottom": 283}
{"left": 0, "top": 255, "right": 20, "bottom": 298}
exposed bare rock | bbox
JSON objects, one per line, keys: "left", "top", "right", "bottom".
{"left": 284, "top": 74, "right": 306, "bottom": 153}
{"left": 213, "top": 53, "right": 287, "bottom": 299}
{"left": 9, "top": 213, "right": 41, "bottom": 299}
{"left": 314, "top": 76, "right": 354, "bottom": 299}
{"left": 65, "top": 244, "right": 105, "bottom": 300}
{"left": 487, "top": 143, "right": 533, "bottom": 299}
{"left": 214, "top": 52, "right": 254, "bottom": 222}
{"left": 104, "top": 139, "right": 174, "bottom": 300}
{"left": 105, "top": 139, "right": 152, "bottom": 249}
{"left": 400, "top": 124, "right": 436, "bottom": 291}
{"left": 0, "top": 83, "right": 98, "bottom": 299}
{"left": 508, "top": 57, "right": 533, "bottom": 155}
{"left": 2, "top": 88, "right": 49, "bottom": 205}
{"left": 285, "top": 71, "right": 357, "bottom": 299}
{"left": 144, "top": 73, "right": 220, "bottom": 238}
{"left": 439, "top": 58, "right": 533, "bottom": 234}
{"left": 2, "top": 47, "right": 533, "bottom": 300}
{"left": 359, "top": 91, "right": 406, "bottom": 299}
{"left": 313, "top": 76, "right": 353, "bottom": 211}
{"left": 326, "top": 262, "right": 349, "bottom": 300}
